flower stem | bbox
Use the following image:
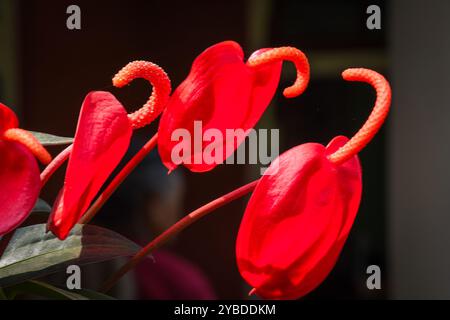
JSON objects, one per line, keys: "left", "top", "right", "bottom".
{"left": 79, "top": 133, "right": 159, "bottom": 224}
{"left": 40, "top": 144, "right": 73, "bottom": 186}
{"left": 100, "top": 179, "right": 259, "bottom": 293}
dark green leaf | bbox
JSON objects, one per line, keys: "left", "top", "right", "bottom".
{"left": 5, "top": 281, "right": 116, "bottom": 300}
{"left": 6, "top": 280, "right": 88, "bottom": 300}
{"left": 30, "top": 131, "right": 73, "bottom": 146}
{"left": 74, "top": 288, "right": 116, "bottom": 300}
{"left": 0, "top": 287, "right": 7, "bottom": 300}
{"left": 0, "top": 224, "right": 140, "bottom": 287}
{"left": 32, "top": 198, "right": 52, "bottom": 214}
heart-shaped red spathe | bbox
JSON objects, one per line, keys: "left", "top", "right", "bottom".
{"left": 158, "top": 41, "right": 309, "bottom": 173}
{"left": 0, "top": 140, "right": 41, "bottom": 235}
{"left": 45, "top": 61, "right": 171, "bottom": 240}
{"left": 236, "top": 136, "right": 362, "bottom": 299}
{"left": 0, "top": 103, "right": 51, "bottom": 235}
{"left": 48, "top": 92, "right": 133, "bottom": 240}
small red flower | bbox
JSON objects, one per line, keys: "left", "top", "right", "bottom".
{"left": 0, "top": 103, "right": 51, "bottom": 235}
{"left": 236, "top": 68, "right": 391, "bottom": 299}
{"left": 48, "top": 61, "right": 171, "bottom": 239}
{"left": 158, "top": 41, "right": 310, "bottom": 172}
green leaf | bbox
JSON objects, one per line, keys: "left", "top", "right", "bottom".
{"left": 0, "top": 224, "right": 140, "bottom": 287}
{"left": 73, "top": 288, "right": 116, "bottom": 300}
{"left": 32, "top": 198, "right": 52, "bottom": 214}
{"left": 5, "top": 281, "right": 116, "bottom": 300}
{"left": 0, "top": 287, "right": 7, "bottom": 300}
{"left": 5, "top": 280, "right": 88, "bottom": 300}
{"left": 30, "top": 131, "right": 73, "bottom": 146}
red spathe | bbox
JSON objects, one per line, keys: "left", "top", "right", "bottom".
{"left": 236, "top": 136, "right": 362, "bottom": 299}
{"left": 48, "top": 92, "right": 133, "bottom": 239}
{"left": 158, "top": 41, "right": 282, "bottom": 172}
{"left": 0, "top": 103, "right": 19, "bottom": 132}
{"left": 0, "top": 140, "right": 41, "bottom": 235}
{"left": 0, "top": 103, "right": 43, "bottom": 235}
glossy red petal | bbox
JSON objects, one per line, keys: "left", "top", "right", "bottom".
{"left": 0, "top": 103, "right": 19, "bottom": 133}
{"left": 48, "top": 92, "right": 132, "bottom": 240}
{"left": 158, "top": 41, "right": 281, "bottom": 172}
{"left": 0, "top": 140, "right": 40, "bottom": 235}
{"left": 236, "top": 137, "right": 361, "bottom": 299}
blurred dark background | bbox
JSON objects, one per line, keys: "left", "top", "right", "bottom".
{"left": 1, "top": 0, "right": 447, "bottom": 299}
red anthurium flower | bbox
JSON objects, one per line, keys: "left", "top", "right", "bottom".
{"left": 158, "top": 40, "right": 310, "bottom": 172}
{"left": 48, "top": 61, "right": 171, "bottom": 240}
{"left": 236, "top": 68, "right": 391, "bottom": 299}
{"left": 0, "top": 103, "right": 51, "bottom": 235}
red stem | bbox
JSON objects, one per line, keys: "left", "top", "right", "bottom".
{"left": 79, "top": 133, "right": 159, "bottom": 224}
{"left": 40, "top": 144, "right": 73, "bottom": 186}
{"left": 100, "top": 179, "right": 259, "bottom": 292}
